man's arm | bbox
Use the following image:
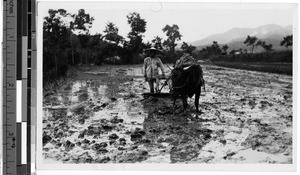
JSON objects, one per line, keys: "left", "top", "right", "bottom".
{"left": 158, "top": 59, "right": 165, "bottom": 76}
{"left": 143, "top": 58, "right": 148, "bottom": 77}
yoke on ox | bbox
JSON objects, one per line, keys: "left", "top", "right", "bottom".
{"left": 171, "top": 64, "right": 205, "bottom": 113}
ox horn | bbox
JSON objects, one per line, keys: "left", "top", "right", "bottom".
{"left": 183, "top": 65, "right": 192, "bottom": 71}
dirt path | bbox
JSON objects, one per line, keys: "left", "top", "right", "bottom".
{"left": 43, "top": 64, "right": 293, "bottom": 164}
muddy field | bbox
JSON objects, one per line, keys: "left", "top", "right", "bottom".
{"left": 42, "top": 64, "right": 293, "bottom": 164}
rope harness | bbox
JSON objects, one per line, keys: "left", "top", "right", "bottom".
{"left": 172, "top": 82, "right": 187, "bottom": 89}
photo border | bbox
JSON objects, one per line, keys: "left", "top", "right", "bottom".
{"left": 36, "top": 0, "right": 298, "bottom": 171}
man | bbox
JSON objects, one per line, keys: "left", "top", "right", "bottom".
{"left": 143, "top": 47, "right": 165, "bottom": 93}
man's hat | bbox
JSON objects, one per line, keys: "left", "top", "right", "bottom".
{"left": 146, "top": 47, "right": 162, "bottom": 53}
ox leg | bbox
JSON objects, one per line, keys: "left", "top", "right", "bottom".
{"left": 195, "top": 87, "right": 201, "bottom": 113}
{"left": 181, "top": 94, "right": 188, "bottom": 111}
{"left": 172, "top": 94, "right": 180, "bottom": 113}
{"left": 173, "top": 94, "right": 177, "bottom": 107}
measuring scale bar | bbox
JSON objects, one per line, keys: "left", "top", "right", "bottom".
{"left": 3, "top": 0, "right": 36, "bottom": 174}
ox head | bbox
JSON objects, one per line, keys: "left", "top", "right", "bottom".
{"left": 171, "top": 67, "right": 189, "bottom": 93}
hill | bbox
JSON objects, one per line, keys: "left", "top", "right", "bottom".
{"left": 190, "top": 24, "right": 292, "bottom": 52}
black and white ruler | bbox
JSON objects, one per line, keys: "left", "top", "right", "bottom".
{"left": 2, "top": 0, "right": 36, "bottom": 174}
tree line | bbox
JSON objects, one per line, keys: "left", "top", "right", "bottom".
{"left": 195, "top": 34, "right": 292, "bottom": 60}
{"left": 43, "top": 9, "right": 189, "bottom": 69}
{"left": 43, "top": 8, "right": 293, "bottom": 86}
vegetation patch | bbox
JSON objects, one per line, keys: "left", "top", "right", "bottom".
{"left": 212, "top": 61, "right": 292, "bottom": 75}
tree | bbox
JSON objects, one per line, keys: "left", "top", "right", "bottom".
{"left": 72, "top": 9, "right": 94, "bottom": 34}
{"left": 103, "top": 22, "right": 124, "bottom": 45}
{"left": 229, "top": 49, "right": 236, "bottom": 55}
{"left": 221, "top": 45, "right": 229, "bottom": 54}
{"left": 280, "top": 35, "right": 293, "bottom": 48}
{"left": 103, "top": 23, "right": 124, "bottom": 59}
{"left": 255, "top": 40, "right": 265, "bottom": 48}
{"left": 144, "top": 41, "right": 152, "bottom": 50}
{"left": 262, "top": 43, "right": 273, "bottom": 52}
{"left": 211, "top": 41, "right": 222, "bottom": 55}
{"left": 181, "top": 42, "right": 196, "bottom": 54}
{"left": 198, "top": 41, "right": 222, "bottom": 59}
{"left": 77, "top": 34, "right": 91, "bottom": 64}
{"left": 87, "top": 34, "right": 103, "bottom": 63}
{"left": 162, "top": 24, "right": 182, "bottom": 53}
{"left": 151, "top": 36, "right": 163, "bottom": 50}
{"left": 126, "top": 12, "right": 147, "bottom": 55}
{"left": 244, "top": 35, "right": 258, "bottom": 53}
{"left": 43, "top": 9, "right": 72, "bottom": 72}
{"left": 256, "top": 40, "right": 273, "bottom": 52}
{"left": 44, "top": 9, "right": 95, "bottom": 67}
{"left": 69, "top": 33, "right": 81, "bottom": 64}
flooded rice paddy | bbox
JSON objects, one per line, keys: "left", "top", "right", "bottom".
{"left": 43, "top": 64, "right": 293, "bottom": 164}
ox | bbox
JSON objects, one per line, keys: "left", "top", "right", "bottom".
{"left": 171, "top": 64, "right": 205, "bottom": 113}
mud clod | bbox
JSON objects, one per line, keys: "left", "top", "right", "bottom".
{"left": 64, "top": 140, "right": 75, "bottom": 150}
{"left": 82, "top": 139, "right": 90, "bottom": 144}
{"left": 100, "top": 103, "right": 109, "bottom": 108}
{"left": 43, "top": 135, "right": 52, "bottom": 145}
{"left": 92, "top": 144, "right": 109, "bottom": 154}
{"left": 111, "top": 116, "right": 124, "bottom": 124}
{"left": 219, "top": 139, "right": 227, "bottom": 145}
{"left": 130, "top": 129, "right": 146, "bottom": 142}
{"left": 119, "top": 138, "right": 126, "bottom": 145}
{"left": 99, "top": 142, "right": 108, "bottom": 148}
{"left": 109, "top": 133, "right": 119, "bottom": 140}
{"left": 96, "top": 156, "right": 111, "bottom": 163}
{"left": 102, "top": 124, "right": 114, "bottom": 131}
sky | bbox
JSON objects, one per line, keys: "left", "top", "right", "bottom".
{"left": 40, "top": 2, "right": 295, "bottom": 43}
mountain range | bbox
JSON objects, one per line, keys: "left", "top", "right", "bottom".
{"left": 188, "top": 24, "right": 292, "bottom": 52}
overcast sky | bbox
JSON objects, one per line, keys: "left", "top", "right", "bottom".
{"left": 40, "top": 2, "right": 295, "bottom": 43}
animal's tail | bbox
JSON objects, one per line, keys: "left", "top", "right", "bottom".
{"left": 199, "top": 66, "right": 206, "bottom": 92}
{"left": 202, "top": 79, "right": 206, "bottom": 92}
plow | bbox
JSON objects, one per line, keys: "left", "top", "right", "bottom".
{"left": 142, "top": 75, "right": 173, "bottom": 98}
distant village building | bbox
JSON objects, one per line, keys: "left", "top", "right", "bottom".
{"left": 233, "top": 48, "right": 248, "bottom": 55}
{"left": 234, "top": 51, "right": 242, "bottom": 55}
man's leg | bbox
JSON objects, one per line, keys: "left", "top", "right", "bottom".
{"left": 167, "top": 79, "right": 173, "bottom": 93}
{"left": 155, "top": 78, "right": 160, "bottom": 93}
{"left": 148, "top": 80, "right": 154, "bottom": 93}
